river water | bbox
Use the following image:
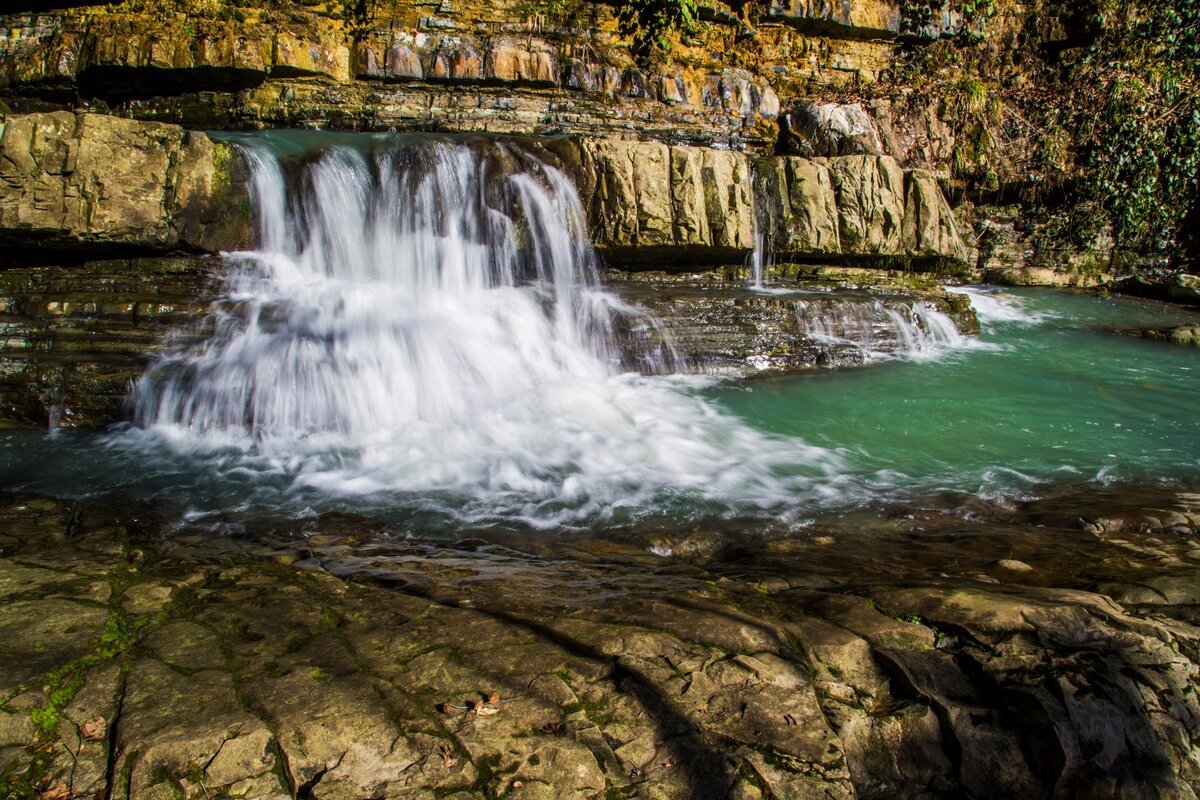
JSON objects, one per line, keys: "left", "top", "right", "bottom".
{"left": 1, "top": 132, "right": 1197, "bottom": 537}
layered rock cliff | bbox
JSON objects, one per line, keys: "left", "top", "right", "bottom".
{"left": 0, "top": 111, "right": 972, "bottom": 427}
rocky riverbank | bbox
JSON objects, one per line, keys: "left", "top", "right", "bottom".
{"left": 0, "top": 488, "right": 1197, "bottom": 799}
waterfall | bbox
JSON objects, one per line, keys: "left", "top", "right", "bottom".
{"left": 127, "top": 134, "right": 843, "bottom": 528}
{"left": 133, "top": 138, "right": 676, "bottom": 437}
{"left": 794, "top": 297, "right": 965, "bottom": 361}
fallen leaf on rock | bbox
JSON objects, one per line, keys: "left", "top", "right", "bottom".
{"left": 80, "top": 717, "right": 107, "bottom": 740}
{"left": 439, "top": 743, "right": 455, "bottom": 768}
{"left": 436, "top": 703, "right": 455, "bottom": 715}
{"left": 40, "top": 781, "right": 70, "bottom": 800}
{"left": 538, "top": 722, "right": 564, "bottom": 735}
{"left": 474, "top": 705, "right": 499, "bottom": 717}
{"left": 662, "top": 759, "right": 675, "bottom": 770}
{"left": 486, "top": 692, "right": 500, "bottom": 704}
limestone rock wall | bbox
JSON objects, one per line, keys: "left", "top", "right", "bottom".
{"left": 0, "top": 112, "right": 969, "bottom": 267}
{"left": 0, "top": 111, "right": 250, "bottom": 254}
{"left": 554, "top": 140, "right": 969, "bottom": 268}
{"left": 0, "top": 0, "right": 921, "bottom": 145}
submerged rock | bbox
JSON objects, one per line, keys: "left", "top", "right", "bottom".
{"left": 1122, "top": 325, "right": 1200, "bottom": 349}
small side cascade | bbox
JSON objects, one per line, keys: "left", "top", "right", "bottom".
{"left": 749, "top": 226, "right": 775, "bottom": 291}
{"left": 794, "top": 296, "right": 965, "bottom": 361}
{"left": 749, "top": 164, "right": 777, "bottom": 291}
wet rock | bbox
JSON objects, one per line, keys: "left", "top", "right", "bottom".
{"left": 1125, "top": 325, "right": 1200, "bottom": 348}
{"left": 606, "top": 276, "right": 976, "bottom": 377}
{"left": 0, "top": 255, "right": 222, "bottom": 428}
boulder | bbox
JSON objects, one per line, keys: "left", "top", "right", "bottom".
{"left": 821, "top": 155, "right": 907, "bottom": 255}
{"left": 0, "top": 111, "right": 250, "bottom": 255}
{"left": 780, "top": 101, "right": 885, "bottom": 158}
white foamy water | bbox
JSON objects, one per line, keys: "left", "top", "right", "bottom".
{"left": 949, "top": 286, "right": 1055, "bottom": 328}
{"left": 127, "top": 137, "right": 853, "bottom": 528}
{"left": 794, "top": 297, "right": 968, "bottom": 362}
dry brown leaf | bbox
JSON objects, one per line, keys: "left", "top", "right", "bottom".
{"left": 80, "top": 717, "right": 107, "bottom": 741}
{"left": 486, "top": 692, "right": 500, "bottom": 704}
{"left": 436, "top": 703, "right": 455, "bottom": 715}
{"left": 40, "top": 781, "right": 70, "bottom": 800}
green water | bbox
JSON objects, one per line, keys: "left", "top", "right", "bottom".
{"left": 709, "top": 288, "right": 1200, "bottom": 502}
{"left": 0, "top": 287, "right": 1197, "bottom": 531}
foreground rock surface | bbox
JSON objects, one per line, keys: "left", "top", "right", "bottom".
{"left": 1, "top": 489, "right": 1198, "bottom": 799}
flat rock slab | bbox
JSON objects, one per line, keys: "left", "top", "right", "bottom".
{"left": 0, "top": 490, "right": 1198, "bottom": 799}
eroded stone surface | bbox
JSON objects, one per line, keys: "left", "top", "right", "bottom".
{"left": 0, "top": 488, "right": 1197, "bottom": 799}
{"left": 0, "top": 111, "right": 251, "bottom": 254}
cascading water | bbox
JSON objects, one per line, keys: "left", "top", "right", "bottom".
{"left": 794, "top": 297, "right": 966, "bottom": 361}
{"left": 128, "top": 134, "right": 847, "bottom": 528}
{"left": 133, "top": 139, "right": 672, "bottom": 436}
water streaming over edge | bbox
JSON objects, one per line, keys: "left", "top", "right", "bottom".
{"left": 122, "top": 136, "right": 857, "bottom": 528}
{"left": 0, "top": 135, "right": 1193, "bottom": 534}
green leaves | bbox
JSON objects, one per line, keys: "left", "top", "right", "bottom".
{"left": 616, "top": 0, "right": 703, "bottom": 64}
{"left": 1076, "top": 0, "right": 1200, "bottom": 259}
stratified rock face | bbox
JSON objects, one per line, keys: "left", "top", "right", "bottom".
{"left": 821, "top": 155, "right": 906, "bottom": 255}
{"left": 546, "top": 138, "right": 756, "bottom": 265}
{"left": 765, "top": 0, "right": 903, "bottom": 36}
{"left": 0, "top": 11, "right": 349, "bottom": 97}
{"left": 0, "top": 257, "right": 219, "bottom": 428}
{"left": 0, "top": 110, "right": 969, "bottom": 270}
{"left": 757, "top": 156, "right": 842, "bottom": 255}
{"left": 0, "top": 111, "right": 250, "bottom": 255}
{"left": 549, "top": 140, "right": 969, "bottom": 267}
{"left": 904, "top": 169, "right": 970, "bottom": 263}
{"left": 0, "top": 0, "right": 907, "bottom": 146}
